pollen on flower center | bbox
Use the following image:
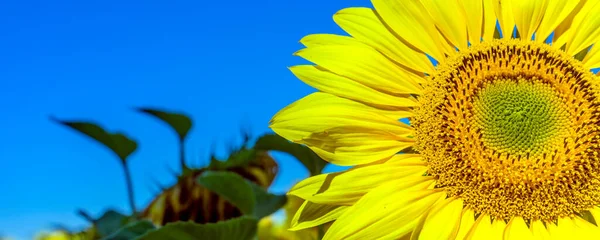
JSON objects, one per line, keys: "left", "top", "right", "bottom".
{"left": 473, "top": 79, "right": 570, "bottom": 156}
{"left": 413, "top": 39, "right": 600, "bottom": 221}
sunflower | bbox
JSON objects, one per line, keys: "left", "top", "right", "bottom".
{"left": 270, "top": 0, "right": 600, "bottom": 239}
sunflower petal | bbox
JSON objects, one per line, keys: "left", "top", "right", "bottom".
{"left": 289, "top": 201, "right": 348, "bottom": 231}
{"left": 534, "top": 0, "right": 581, "bottom": 42}
{"left": 503, "top": 217, "right": 532, "bottom": 239}
{"left": 295, "top": 45, "right": 424, "bottom": 94}
{"left": 511, "top": 0, "right": 548, "bottom": 40}
{"left": 270, "top": 92, "right": 412, "bottom": 136}
{"left": 582, "top": 45, "right": 600, "bottom": 69}
{"left": 493, "top": 0, "right": 515, "bottom": 38}
{"left": 413, "top": 197, "right": 464, "bottom": 240}
{"left": 455, "top": 208, "right": 475, "bottom": 239}
{"left": 572, "top": 216, "right": 600, "bottom": 237}
{"left": 554, "top": 0, "right": 600, "bottom": 54}
{"left": 300, "top": 34, "right": 361, "bottom": 48}
{"left": 490, "top": 219, "right": 507, "bottom": 239}
{"left": 530, "top": 220, "right": 551, "bottom": 240}
{"left": 552, "top": 0, "right": 588, "bottom": 46}
{"left": 270, "top": 92, "right": 413, "bottom": 165}
{"left": 482, "top": 0, "right": 498, "bottom": 41}
{"left": 333, "top": 7, "right": 434, "bottom": 73}
{"left": 288, "top": 159, "right": 428, "bottom": 205}
{"left": 323, "top": 181, "right": 444, "bottom": 240}
{"left": 460, "top": 0, "right": 483, "bottom": 44}
{"left": 370, "top": 0, "right": 450, "bottom": 61}
{"left": 289, "top": 65, "right": 418, "bottom": 108}
{"left": 567, "top": 1, "right": 600, "bottom": 54}
{"left": 421, "top": 0, "right": 468, "bottom": 50}
{"left": 303, "top": 128, "right": 414, "bottom": 166}
{"left": 465, "top": 214, "right": 504, "bottom": 240}
{"left": 547, "top": 218, "right": 577, "bottom": 239}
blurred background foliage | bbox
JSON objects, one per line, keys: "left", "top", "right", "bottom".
{"left": 34, "top": 108, "right": 329, "bottom": 240}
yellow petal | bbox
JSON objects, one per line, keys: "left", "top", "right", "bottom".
{"left": 511, "top": 0, "right": 548, "bottom": 40}
{"left": 552, "top": 0, "right": 588, "bottom": 46}
{"left": 414, "top": 197, "right": 464, "bottom": 240}
{"left": 289, "top": 201, "right": 348, "bottom": 231}
{"left": 530, "top": 220, "right": 551, "bottom": 240}
{"left": 300, "top": 34, "right": 361, "bottom": 48}
{"left": 295, "top": 45, "right": 424, "bottom": 95}
{"left": 534, "top": 0, "right": 581, "bottom": 42}
{"left": 323, "top": 181, "right": 445, "bottom": 240}
{"left": 270, "top": 91, "right": 412, "bottom": 138}
{"left": 370, "top": 0, "right": 450, "bottom": 61}
{"left": 458, "top": 0, "right": 496, "bottom": 44}
{"left": 547, "top": 218, "right": 577, "bottom": 239}
{"left": 386, "top": 154, "right": 427, "bottom": 164}
{"left": 565, "top": 1, "right": 600, "bottom": 54}
{"left": 582, "top": 44, "right": 600, "bottom": 69}
{"left": 421, "top": 0, "right": 468, "bottom": 50}
{"left": 553, "top": 0, "right": 600, "bottom": 54}
{"left": 482, "top": 0, "right": 498, "bottom": 41}
{"left": 504, "top": 217, "right": 533, "bottom": 239}
{"left": 333, "top": 7, "right": 434, "bottom": 73}
{"left": 409, "top": 207, "right": 432, "bottom": 240}
{"left": 455, "top": 208, "right": 475, "bottom": 240}
{"left": 303, "top": 128, "right": 414, "bottom": 166}
{"left": 270, "top": 92, "right": 413, "bottom": 165}
{"left": 493, "top": 0, "right": 515, "bottom": 38}
{"left": 490, "top": 219, "right": 508, "bottom": 239}
{"left": 289, "top": 65, "right": 418, "bottom": 108}
{"left": 572, "top": 216, "right": 600, "bottom": 237}
{"left": 288, "top": 163, "right": 429, "bottom": 205}
{"left": 465, "top": 214, "right": 504, "bottom": 240}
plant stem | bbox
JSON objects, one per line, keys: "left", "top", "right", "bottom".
{"left": 121, "top": 161, "right": 137, "bottom": 216}
{"left": 179, "top": 138, "right": 186, "bottom": 170}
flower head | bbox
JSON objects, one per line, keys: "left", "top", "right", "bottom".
{"left": 270, "top": 0, "right": 600, "bottom": 239}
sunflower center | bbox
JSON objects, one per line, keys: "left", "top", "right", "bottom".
{"left": 473, "top": 79, "right": 570, "bottom": 156}
{"left": 413, "top": 39, "right": 600, "bottom": 221}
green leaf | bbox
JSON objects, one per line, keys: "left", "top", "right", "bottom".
{"left": 254, "top": 134, "right": 327, "bottom": 176}
{"left": 196, "top": 171, "right": 286, "bottom": 219}
{"left": 52, "top": 118, "right": 137, "bottom": 161}
{"left": 95, "top": 210, "right": 129, "bottom": 237}
{"left": 248, "top": 182, "right": 287, "bottom": 219}
{"left": 103, "top": 220, "right": 156, "bottom": 240}
{"left": 136, "top": 216, "right": 258, "bottom": 240}
{"left": 137, "top": 108, "right": 192, "bottom": 141}
{"left": 209, "top": 149, "right": 256, "bottom": 170}
{"left": 196, "top": 171, "right": 256, "bottom": 215}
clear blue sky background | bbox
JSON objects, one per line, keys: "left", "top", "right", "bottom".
{"left": 0, "top": 0, "right": 368, "bottom": 238}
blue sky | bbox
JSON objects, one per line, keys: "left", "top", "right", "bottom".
{"left": 0, "top": 0, "right": 368, "bottom": 238}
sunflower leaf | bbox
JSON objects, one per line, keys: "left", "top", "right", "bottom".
{"left": 95, "top": 210, "right": 129, "bottom": 237}
{"left": 135, "top": 216, "right": 258, "bottom": 240}
{"left": 136, "top": 108, "right": 192, "bottom": 141}
{"left": 103, "top": 220, "right": 155, "bottom": 240}
{"left": 196, "top": 171, "right": 256, "bottom": 216}
{"left": 249, "top": 182, "right": 287, "bottom": 219}
{"left": 254, "top": 134, "right": 327, "bottom": 176}
{"left": 209, "top": 149, "right": 257, "bottom": 170}
{"left": 51, "top": 118, "right": 137, "bottom": 162}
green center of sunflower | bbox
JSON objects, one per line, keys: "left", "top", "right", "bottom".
{"left": 473, "top": 79, "right": 570, "bottom": 156}
{"left": 412, "top": 39, "right": 600, "bottom": 222}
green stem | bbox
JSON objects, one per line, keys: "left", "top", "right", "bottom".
{"left": 179, "top": 138, "right": 186, "bottom": 171}
{"left": 121, "top": 161, "right": 137, "bottom": 216}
